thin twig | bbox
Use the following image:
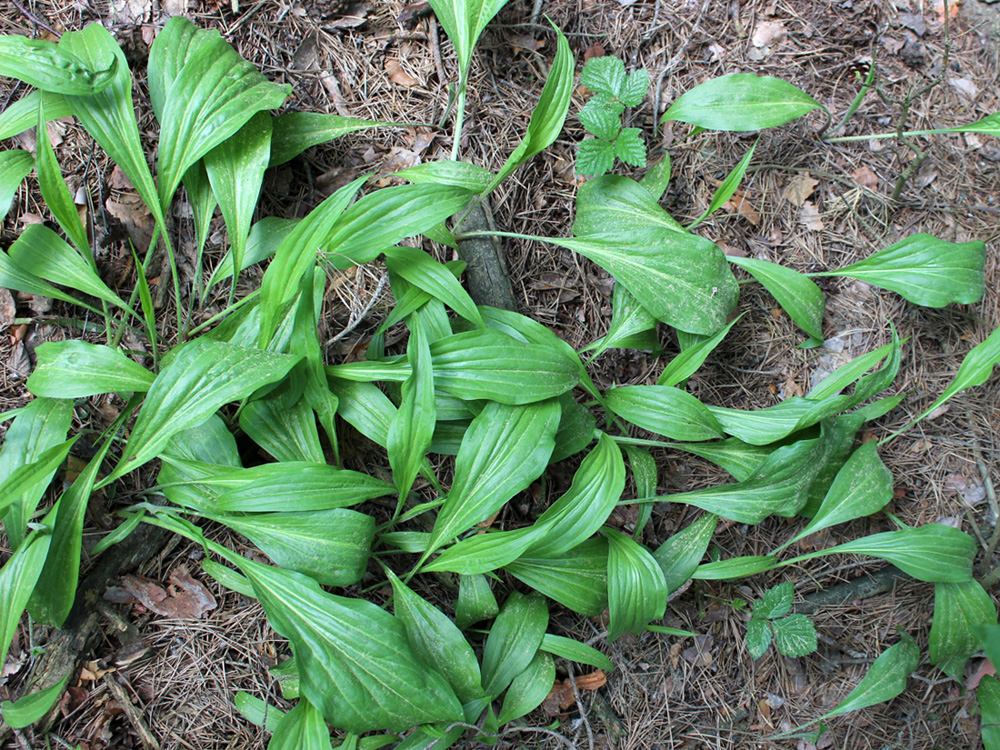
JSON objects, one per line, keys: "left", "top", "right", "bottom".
{"left": 11, "top": 0, "right": 61, "bottom": 37}
{"left": 325, "top": 271, "right": 389, "bottom": 347}
{"left": 566, "top": 662, "right": 595, "bottom": 750}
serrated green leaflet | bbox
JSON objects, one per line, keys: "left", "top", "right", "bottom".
{"left": 662, "top": 73, "right": 823, "bottom": 131}
{"left": 772, "top": 614, "right": 817, "bottom": 658}
{"left": 28, "top": 341, "right": 153, "bottom": 398}
{"left": 754, "top": 582, "right": 794, "bottom": 620}
{"left": 614, "top": 127, "right": 646, "bottom": 167}
{"left": 577, "top": 138, "right": 616, "bottom": 176}
{"left": 929, "top": 580, "right": 997, "bottom": 679}
{"left": 746, "top": 618, "right": 772, "bottom": 659}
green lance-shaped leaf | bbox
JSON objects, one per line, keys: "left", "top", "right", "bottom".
{"left": 0, "top": 531, "right": 51, "bottom": 664}
{"left": 979, "top": 676, "right": 1000, "bottom": 750}
{"left": 670, "top": 438, "right": 772, "bottom": 482}
{"left": 784, "top": 524, "right": 976, "bottom": 583}
{"left": 662, "top": 73, "right": 823, "bottom": 131}
{"left": 565, "top": 175, "right": 738, "bottom": 335}
{"left": 539, "top": 634, "right": 614, "bottom": 672}
{"left": 106, "top": 340, "right": 299, "bottom": 482}
{"left": 498, "top": 651, "right": 555, "bottom": 725}
{"left": 1, "top": 673, "right": 71, "bottom": 729}
{"left": 388, "top": 314, "right": 435, "bottom": 504}
{"left": 240, "top": 387, "right": 325, "bottom": 464}
{"left": 641, "top": 152, "right": 671, "bottom": 201}
{"left": 7, "top": 224, "right": 127, "bottom": 310}
{"left": 489, "top": 22, "right": 574, "bottom": 189}
{"left": 0, "top": 150, "right": 34, "bottom": 223}
{"left": 605, "top": 385, "right": 724, "bottom": 441}
{"left": 506, "top": 538, "right": 609, "bottom": 616}
{"left": 206, "top": 509, "right": 374, "bottom": 587}
{"left": 329, "top": 378, "right": 395, "bottom": 447}
{"left": 692, "top": 555, "right": 779, "bottom": 580}
{"left": 0, "top": 34, "right": 116, "bottom": 95}
{"left": 387, "top": 570, "right": 485, "bottom": 704}
{"left": 817, "top": 634, "right": 919, "bottom": 722}
{"left": 0, "top": 398, "right": 73, "bottom": 550}
{"left": 657, "top": 314, "right": 743, "bottom": 386}
{"left": 204, "top": 111, "right": 273, "bottom": 295}
{"left": 0, "top": 438, "right": 77, "bottom": 517}
{"left": 147, "top": 16, "right": 205, "bottom": 120}
{"left": 422, "top": 526, "right": 545, "bottom": 575}
{"left": 424, "top": 399, "right": 560, "bottom": 559}
{"left": 689, "top": 138, "right": 758, "bottom": 229}
{"left": 269, "top": 112, "right": 396, "bottom": 166}
{"left": 727, "top": 255, "right": 825, "bottom": 343}
{"left": 551, "top": 392, "right": 597, "bottom": 463}
{"left": 658, "top": 425, "right": 840, "bottom": 524}
{"left": 652, "top": 513, "right": 717, "bottom": 595}
{"left": 427, "top": 0, "right": 509, "bottom": 86}
{"left": 782, "top": 441, "right": 893, "bottom": 548}
{"left": 0, "top": 248, "right": 94, "bottom": 311}
{"left": 238, "top": 558, "right": 463, "bottom": 733}
{"left": 526, "top": 433, "right": 626, "bottom": 557}
{"left": 154, "top": 25, "right": 291, "bottom": 211}
{"left": 455, "top": 573, "right": 499, "bottom": 629}
{"left": 481, "top": 591, "right": 548, "bottom": 698}
{"left": 58, "top": 24, "right": 164, "bottom": 242}
{"left": 233, "top": 691, "right": 284, "bottom": 732}
{"left": 603, "top": 528, "right": 668, "bottom": 641}
{"left": 0, "top": 90, "right": 71, "bottom": 140}
{"left": 28, "top": 436, "right": 113, "bottom": 626}
{"left": 625, "top": 445, "right": 656, "bottom": 536}
{"left": 266, "top": 698, "right": 330, "bottom": 750}
{"left": 35, "top": 98, "right": 90, "bottom": 258}
{"left": 815, "top": 234, "right": 986, "bottom": 307}
{"left": 28, "top": 341, "right": 153, "bottom": 398}
{"left": 581, "top": 283, "right": 659, "bottom": 357}
{"left": 384, "top": 245, "right": 483, "bottom": 328}
{"left": 929, "top": 580, "right": 997, "bottom": 680}
{"left": 397, "top": 161, "right": 495, "bottom": 193}
{"left": 207, "top": 216, "right": 297, "bottom": 294}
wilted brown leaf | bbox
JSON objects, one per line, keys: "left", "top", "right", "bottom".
{"left": 105, "top": 196, "right": 154, "bottom": 252}
{"left": 0, "top": 288, "right": 15, "bottom": 330}
{"left": 722, "top": 189, "right": 761, "bottom": 225}
{"left": 119, "top": 565, "right": 217, "bottom": 619}
{"left": 386, "top": 59, "right": 420, "bottom": 88}
{"left": 800, "top": 201, "right": 824, "bottom": 231}
{"left": 751, "top": 20, "right": 787, "bottom": 48}
{"left": 583, "top": 43, "right": 605, "bottom": 63}
{"left": 852, "top": 165, "right": 878, "bottom": 190}
{"left": 541, "top": 671, "right": 607, "bottom": 715}
{"left": 782, "top": 173, "right": 819, "bottom": 206}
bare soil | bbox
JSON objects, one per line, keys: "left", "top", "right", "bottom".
{"left": 1, "top": 0, "right": 999, "bottom": 748}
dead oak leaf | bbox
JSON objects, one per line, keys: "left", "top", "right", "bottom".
{"left": 782, "top": 173, "right": 819, "bottom": 206}
{"left": 721, "top": 189, "right": 761, "bottom": 225}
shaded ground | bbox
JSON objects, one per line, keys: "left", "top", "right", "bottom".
{"left": 1, "top": 0, "right": 999, "bottom": 748}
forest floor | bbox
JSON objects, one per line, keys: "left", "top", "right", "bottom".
{"left": 1, "top": 0, "right": 1000, "bottom": 748}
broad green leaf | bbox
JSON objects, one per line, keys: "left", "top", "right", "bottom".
{"left": 689, "top": 138, "right": 757, "bottom": 229}
{"left": 980, "top": 676, "right": 1000, "bottom": 750}
{"left": 28, "top": 438, "right": 112, "bottom": 626}
{"left": 455, "top": 573, "right": 499, "bottom": 629}
{"left": 423, "top": 527, "right": 544, "bottom": 575}
{"left": 576, "top": 138, "right": 616, "bottom": 177}
{"left": 240, "top": 386, "right": 325, "bottom": 464}
{"left": 497, "top": 651, "right": 555, "bottom": 724}
{"left": 106, "top": 340, "right": 299, "bottom": 482}
{"left": 657, "top": 314, "right": 743, "bottom": 386}
{"left": 1, "top": 673, "right": 70, "bottom": 729}
{"left": 0, "top": 438, "right": 76, "bottom": 516}
{"left": 605, "top": 385, "right": 723, "bottom": 441}
{"left": 0, "top": 532, "right": 51, "bottom": 663}
{"left": 551, "top": 393, "right": 597, "bottom": 463}
{"left": 817, "top": 234, "right": 986, "bottom": 307}
{"left": 233, "top": 691, "right": 284, "bottom": 732}
{"left": 799, "top": 412, "right": 866, "bottom": 518}
{"left": 0, "top": 91, "right": 71, "bottom": 140}
{"left": 155, "top": 24, "right": 291, "bottom": 209}
{"left": 625, "top": 445, "right": 656, "bottom": 536}
{"left": 387, "top": 313, "right": 435, "bottom": 502}
{"left": 772, "top": 614, "right": 817, "bottom": 658}
{"left": 929, "top": 580, "right": 997, "bottom": 679}
{"left": 505, "top": 538, "right": 609, "bottom": 616}
{"left": 206, "top": 217, "right": 297, "bottom": 293}
{"left": 669, "top": 438, "right": 772, "bottom": 482}
{"left": 329, "top": 378, "right": 395, "bottom": 447}
{"left": 0, "top": 34, "right": 115, "bottom": 94}
{"left": 0, "top": 248, "right": 98, "bottom": 310}
{"left": 582, "top": 283, "right": 659, "bottom": 356}
{"left": 204, "top": 111, "right": 273, "bottom": 294}
{"left": 384, "top": 246, "right": 483, "bottom": 328}
{"left": 267, "top": 698, "right": 330, "bottom": 750}
{"left": 640, "top": 153, "right": 671, "bottom": 201}
{"left": 28, "top": 341, "right": 153, "bottom": 398}
{"left": 526, "top": 433, "right": 626, "bottom": 557}
{"left": 539, "top": 634, "right": 614, "bottom": 672}
{"left": 652, "top": 513, "right": 716, "bottom": 594}
{"left": 35, "top": 98, "right": 90, "bottom": 256}
{"left": 604, "top": 528, "right": 668, "bottom": 641}
{"left": 147, "top": 16, "right": 205, "bottom": 120}
{"left": 692, "top": 555, "right": 778, "bottom": 579}
{"left": 7, "top": 224, "right": 126, "bottom": 310}
{"left": 425, "top": 400, "right": 560, "bottom": 558}
{"left": 566, "top": 175, "right": 738, "bottom": 335}
{"left": 431, "top": 329, "right": 578, "bottom": 404}
{"left": 754, "top": 582, "right": 794, "bottom": 620}
{"left": 614, "top": 127, "right": 646, "bottom": 167}
{"left": 660, "top": 426, "right": 840, "bottom": 523}
{"left": 481, "top": 592, "right": 548, "bottom": 697}
{"left": 207, "top": 509, "right": 373, "bottom": 587}
{"left": 427, "top": 0, "right": 509, "bottom": 85}
{"left": 59, "top": 24, "right": 164, "bottom": 239}
{"left": 490, "top": 23, "right": 573, "bottom": 188}
{"left": 0, "top": 150, "right": 33, "bottom": 222}
{"left": 818, "top": 634, "right": 918, "bottom": 721}
{"left": 786, "top": 525, "right": 976, "bottom": 583}
{"left": 159, "top": 414, "right": 242, "bottom": 468}
{"left": 240, "top": 558, "right": 463, "bottom": 732}
{"left": 203, "top": 558, "right": 255, "bottom": 598}
{"left": 91, "top": 511, "right": 144, "bottom": 556}
{"left": 388, "top": 570, "right": 484, "bottom": 704}
{"left": 662, "top": 73, "right": 823, "bottom": 131}
{"left": 0, "top": 397, "right": 73, "bottom": 550}
{"left": 270, "top": 112, "right": 392, "bottom": 166}
{"left": 397, "top": 161, "right": 495, "bottom": 192}
{"left": 728, "top": 255, "right": 824, "bottom": 342}
{"left": 784, "top": 441, "right": 892, "bottom": 548}
{"left": 745, "top": 617, "right": 772, "bottom": 659}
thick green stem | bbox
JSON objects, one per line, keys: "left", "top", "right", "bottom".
{"left": 450, "top": 87, "right": 467, "bottom": 161}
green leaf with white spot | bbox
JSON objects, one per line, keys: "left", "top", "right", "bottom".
{"left": 772, "top": 614, "right": 817, "bottom": 658}
{"left": 576, "top": 138, "right": 616, "bottom": 176}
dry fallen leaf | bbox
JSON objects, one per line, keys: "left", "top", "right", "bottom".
{"left": 386, "top": 59, "right": 420, "bottom": 88}
{"left": 751, "top": 20, "right": 787, "bottom": 48}
{"left": 119, "top": 565, "right": 217, "bottom": 619}
{"left": 583, "top": 42, "right": 605, "bottom": 63}
{"left": 852, "top": 165, "right": 878, "bottom": 190}
{"left": 0, "top": 287, "right": 15, "bottom": 330}
{"left": 105, "top": 196, "right": 154, "bottom": 253}
{"left": 722, "top": 189, "right": 761, "bottom": 225}
{"left": 7, "top": 341, "right": 31, "bottom": 380}
{"left": 541, "top": 671, "right": 607, "bottom": 715}
{"left": 800, "top": 201, "right": 824, "bottom": 231}
{"left": 782, "top": 173, "right": 819, "bottom": 206}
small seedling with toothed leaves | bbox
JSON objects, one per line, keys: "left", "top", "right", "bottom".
{"left": 745, "top": 583, "right": 818, "bottom": 660}
{"left": 576, "top": 55, "right": 649, "bottom": 176}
